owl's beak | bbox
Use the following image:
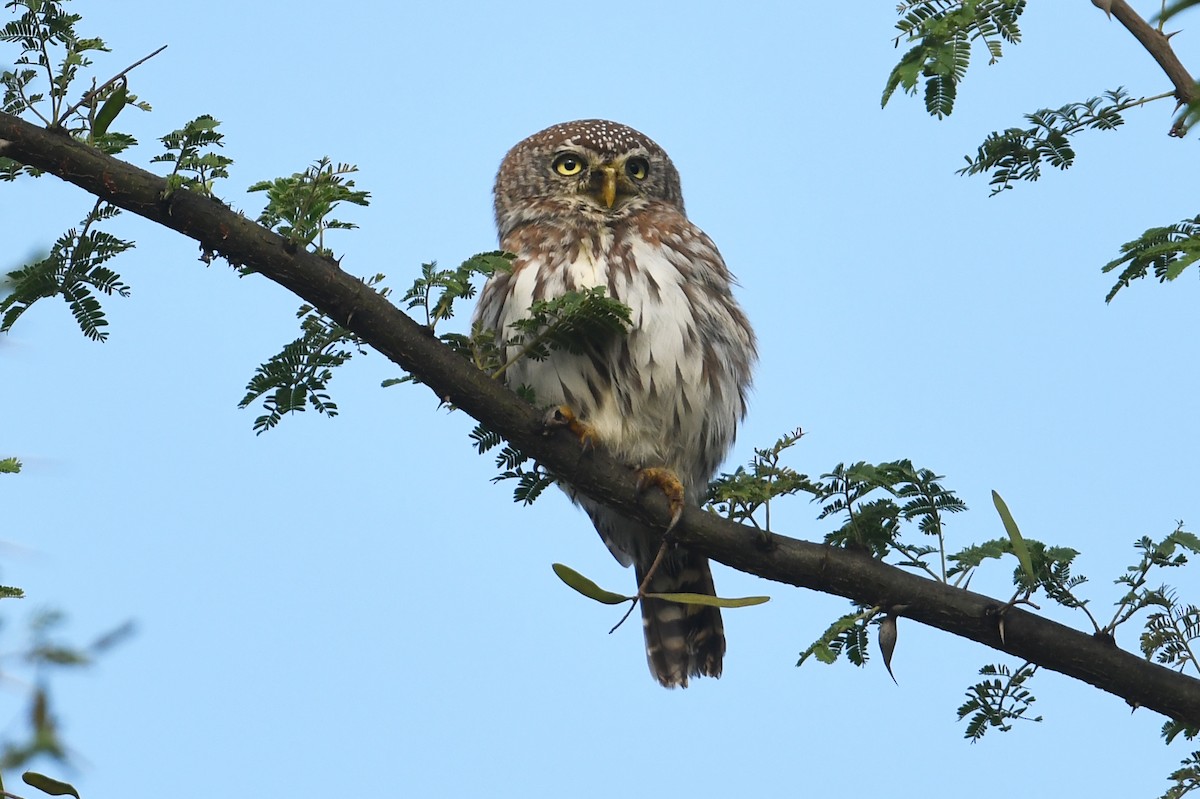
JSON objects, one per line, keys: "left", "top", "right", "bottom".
{"left": 598, "top": 164, "right": 618, "bottom": 209}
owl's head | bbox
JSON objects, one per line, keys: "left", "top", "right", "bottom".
{"left": 493, "top": 119, "right": 684, "bottom": 240}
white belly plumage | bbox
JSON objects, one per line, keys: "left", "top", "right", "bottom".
{"left": 495, "top": 238, "right": 743, "bottom": 502}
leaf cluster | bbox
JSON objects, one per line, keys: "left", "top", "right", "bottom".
{"left": 1, "top": 0, "right": 150, "bottom": 181}
{"left": 0, "top": 0, "right": 105, "bottom": 127}
{"left": 958, "top": 88, "right": 1134, "bottom": 195}
{"left": 0, "top": 198, "right": 131, "bottom": 341}
{"left": 551, "top": 562, "right": 769, "bottom": 611}
{"left": 1161, "top": 749, "right": 1200, "bottom": 799}
{"left": 401, "top": 253, "right": 512, "bottom": 333}
{"left": 1101, "top": 215, "right": 1200, "bottom": 302}
{"left": 239, "top": 276, "right": 388, "bottom": 434}
{"left": 0, "top": 609, "right": 133, "bottom": 777}
{"left": 797, "top": 608, "right": 877, "bottom": 667}
{"left": 495, "top": 286, "right": 632, "bottom": 378}
{"left": 884, "top": 0, "right": 1025, "bottom": 118}
{"left": 469, "top": 387, "right": 554, "bottom": 505}
{"left": 808, "top": 460, "right": 967, "bottom": 575}
{"left": 957, "top": 662, "right": 1042, "bottom": 741}
{"left": 249, "top": 157, "right": 369, "bottom": 257}
{"left": 383, "top": 252, "right": 514, "bottom": 389}
{"left": 151, "top": 114, "right": 233, "bottom": 198}
{"left": 706, "top": 428, "right": 814, "bottom": 531}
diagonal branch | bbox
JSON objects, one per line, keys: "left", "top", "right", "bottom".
{"left": 2, "top": 110, "right": 1199, "bottom": 724}
{"left": 1094, "top": 0, "right": 1198, "bottom": 133}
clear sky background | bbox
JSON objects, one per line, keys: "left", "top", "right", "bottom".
{"left": 4, "top": 2, "right": 1200, "bottom": 797}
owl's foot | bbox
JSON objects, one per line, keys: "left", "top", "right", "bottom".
{"left": 544, "top": 405, "right": 599, "bottom": 450}
{"left": 636, "top": 467, "right": 685, "bottom": 534}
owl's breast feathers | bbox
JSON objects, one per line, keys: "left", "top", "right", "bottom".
{"left": 474, "top": 204, "right": 756, "bottom": 493}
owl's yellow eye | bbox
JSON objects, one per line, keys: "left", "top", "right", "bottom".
{"left": 625, "top": 157, "right": 649, "bottom": 181}
{"left": 552, "top": 153, "right": 585, "bottom": 176}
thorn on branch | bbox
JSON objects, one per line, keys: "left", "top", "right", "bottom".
{"left": 1091, "top": 0, "right": 1113, "bottom": 20}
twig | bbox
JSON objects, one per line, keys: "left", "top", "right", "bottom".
{"left": 607, "top": 538, "right": 671, "bottom": 634}
{"left": 58, "top": 44, "right": 168, "bottom": 125}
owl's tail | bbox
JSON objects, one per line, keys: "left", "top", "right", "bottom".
{"left": 636, "top": 547, "right": 725, "bottom": 688}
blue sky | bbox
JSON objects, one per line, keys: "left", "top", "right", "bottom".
{"left": 4, "top": 2, "right": 1200, "bottom": 797}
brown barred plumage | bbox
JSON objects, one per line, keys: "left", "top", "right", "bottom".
{"left": 474, "top": 120, "right": 756, "bottom": 688}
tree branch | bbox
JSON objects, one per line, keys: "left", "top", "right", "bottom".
{"left": 1095, "top": 0, "right": 1198, "bottom": 133}
{"left": 2, "top": 110, "right": 1199, "bottom": 724}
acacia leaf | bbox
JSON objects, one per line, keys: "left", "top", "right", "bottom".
{"left": 551, "top": 563, "right": 630, "bottom": 605}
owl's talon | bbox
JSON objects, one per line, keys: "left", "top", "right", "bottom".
{"left": 544, "top": 405, "right": 599, "bottom": 451}
{"left": 637, "top": 467, "right": 685, "bottom": 534}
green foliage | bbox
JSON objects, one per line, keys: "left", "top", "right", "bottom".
{"left": 402, "top": 253, "right": 512, "bottom": 331}
{"left": 468, "top": 405, "right": 555, "bottom": 505}
{"left": 0, "top": 1, "right": 149, "bottom": 344}
{"left": 804, "top": 460, "right": 967, "bottom": 572}
{"left": 870, "top": 461, "right": 967, "bottom": 579}
{"left": 0, "top": 0, "right": 105, "bottom": 127}
{"left": 249, "top": 158, "right": 369, "bottom": 257}
{"left": 552, "top": 563, "right": 630, "bottom": 605}
{"left": 884, "top": 0, "right": 1026, "bottom": 118}
{"left": 992, "top": 490, "right": 1035, "bottom": 587}
{"left": 0, "top": 0, "right": 150, "bottom": 181}
{"left": 1164, "top": 721, "right": 1199, "bottom": 746}
{"left": 959, "top": 88, "right": 1136, "bottom": 194}
{"left": 1108, "top": 528, "right": 1200, "bottom": 637}
{"left": 798, "top": 608, "right": 877, "bottom": 667}
{"left": 495, "top": 286, "right": 632, "bottom": 378}
{"left": 1161, "top": 0, "right": 1200, "bottom": 24}
{"left": 151, "top": 115, "right": 233, "bottom": 197}
{"left": 1101, "top": 215, "right": 1200, "bottom": 302}
{"left": 551, "top": 563, "right": 769, "bottom": 610}
{"left": 1161, "top": 749, "right": 1200, "bottom": 799}
{"left": 239, "top": 276, "right": 389, "bottom": 434}
{"left": 0, "top": 457, "right": 22, "bottom": 474}
{"left": 384, "top": 252, "right": 514, "bottom": 389}
{"left": 0, "top": 610, "right": 133, "bottom": 773}
{"left": 0, "top": 198, "right": 132, "bottom": 341}
{"left": 23, "top": 771, "right": 80, "bottom": 798}
{"left": 957, "top": 662, "right": 1042, "bottom": 741}
{"left": 455, "top": 283, "right": 632, "bottom": 503}
{"left": 648, "top": 592, "right": 768, "bottom": 608}
{"left": 470, "top": 282, "right": 636, "bottom": 501}
{"left": 1142, "top": 600, "right": 1200, "bottom": 672}
{"left": 706, "top": 428, "right": 815, "bottom": 531}
{"left": 810, "top": 463, "right": 897, "bottom": 557}
{"left": 490, "top": 439, "right": 554, "bottom": 505}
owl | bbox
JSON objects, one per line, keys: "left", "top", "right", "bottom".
{"left": 473, "top": 120, "right": 756, "bottom": 688}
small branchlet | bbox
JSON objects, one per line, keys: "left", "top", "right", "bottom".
{"left": 883, "top": 0, "right": 1026, "bottom": 118}
{"left": 240, "top": 274, "right": 388, "bottom": 434}
{"left": 958, "top": 88, "right": 1158, "bottom": 195}
{"left": 151, "top": 114, "right": 233, "bottom": 198}
{"left": 248, "top": 157, "right": 369, "bottom": 257}
{"left": 402, "top": 253, "right": 513, "bottom": 333}
{"left": 385, "top": 252, "right": 512, "bottom": 389}
{"left": 957, "top": 662, "right": 1042, "bottom": 741}
{"left": 0, "top": 197, "right": 132, "bottom": 340}
{"left": 491, "top": 286, "right": 631, "bottom": 380}
{"left": 798, "top": 607, "right": 879, "bottom": 668}
{"left": 1110, "top": 529, "right": 1200, "bottom": 623}
{"left": 1161, "top": 748, "right": 1200, "bottom": 799}
{"left": 706, "top": 428, "right": 813, "bottom": 531}
{"left": 1102, "top": 216, "right": 1200, "bottom": 302}
{"left": 469, "top": 386, "right": 553, "bottom": 504}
